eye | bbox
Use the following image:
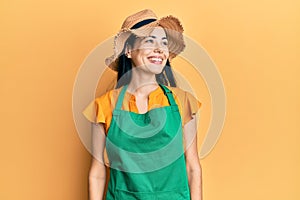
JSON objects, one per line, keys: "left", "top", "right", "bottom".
{"left": 162, "top": 40, "right": 169, "bottom": 46}
{"left": 144, "top": 39, "right": 154, "bottom": 43}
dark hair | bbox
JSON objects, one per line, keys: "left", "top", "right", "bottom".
{"left": 115, "top": 34, "right": 177, "bottom": 88}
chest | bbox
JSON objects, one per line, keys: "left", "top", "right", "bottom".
{"left": 133, "top": 95, "right": 149, "bottom": 114}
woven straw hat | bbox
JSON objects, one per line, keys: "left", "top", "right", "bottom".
{"left": 105, "top": 9, "right": 186, "bottom": 71}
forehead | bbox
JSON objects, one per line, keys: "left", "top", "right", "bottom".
{"left": 130, "top": 26, "right": 168, "bottom": 48}
{"left": 148, "top": 26, "right": 167, "bottom": 38}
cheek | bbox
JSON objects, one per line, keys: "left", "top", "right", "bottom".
{"left": 130, "top": 51, "right": 147, "bottom": 66}
{"left": 133, "top": 49, "right": 152, "bottom": 57}
{"left": 141, "top": 48, "right": 154, "bottom": 55}
{"left": 164, "top": 52, "right": 169, "bottom": 63}
{"left": 137, "top": 49, "right": 153, "bottom": 62}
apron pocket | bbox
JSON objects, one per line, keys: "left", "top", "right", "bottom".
{"left": 116, "top": 189, "right": 154, "bottom": 200}
{"left": 155, "top": 188, "right": 190, "bottom": 200}
{"left": 116, "top": 188, "right": 190, "bottom": 200}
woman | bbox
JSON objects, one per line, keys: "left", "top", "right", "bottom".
{"left": 83, "top": 9, "right": 203, "bottom": 200}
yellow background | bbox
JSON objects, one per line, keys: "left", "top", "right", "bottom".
{"left": 1, "top": 0, "right": 299, "bottom": 199}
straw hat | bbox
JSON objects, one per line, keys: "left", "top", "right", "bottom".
{"left": 105, "top": 9, "right": 186, "bottom": 71}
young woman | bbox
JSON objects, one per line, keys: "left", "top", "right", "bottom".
{"left": 83, "top": 9, "right": 203, "bottom": 200}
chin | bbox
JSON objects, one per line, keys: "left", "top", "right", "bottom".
{"left": 147, "top": 64, "right": 165, "bottom": 74}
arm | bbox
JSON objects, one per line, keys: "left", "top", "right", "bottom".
{"left": 184, "top": 116, "right": 203, "bottom": 200}
{"left": 88, "top": 123, "right": 107, "bottom": 200}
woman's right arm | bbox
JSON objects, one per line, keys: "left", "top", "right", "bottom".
{"left": 88, "top": 123, "right": 107, "bottom": 200}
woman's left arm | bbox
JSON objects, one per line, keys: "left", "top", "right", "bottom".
{"left": 184, "top": 116, "right": 203, "bottom": 200}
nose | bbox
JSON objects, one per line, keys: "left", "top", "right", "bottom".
{"left": 154, "top": 48, "right": 163, "bottom": 54}
{"left": 153, "top": 41, "right": 164, "bottom": 53}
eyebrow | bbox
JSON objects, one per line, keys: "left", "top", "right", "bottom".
{"left": 147, "top": 35, "right": 168, "bottom": 40}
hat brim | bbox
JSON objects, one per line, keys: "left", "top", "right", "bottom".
{"left": 105, "top": 15, "right": 185, "bottom": 71}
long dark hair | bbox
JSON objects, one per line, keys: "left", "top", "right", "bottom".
{"left": 115, "top": 34, "right": 177, "bottom": 88}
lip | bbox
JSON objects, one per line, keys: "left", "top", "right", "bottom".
{"left": 147, "top": 55, "right": 165, "bottom": 64}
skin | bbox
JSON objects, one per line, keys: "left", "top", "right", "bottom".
{"left": 88, "top": 26, "right": 203, "bottom": 200}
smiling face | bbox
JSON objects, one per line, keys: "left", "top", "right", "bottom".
{"left": 127, "top": 26, "right": 170, "bottom": 74}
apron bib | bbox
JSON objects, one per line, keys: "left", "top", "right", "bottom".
{"left": 105, "top": 84, "right": 190, "bottom": 200}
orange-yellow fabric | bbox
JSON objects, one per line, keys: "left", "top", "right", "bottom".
{"left": 82, "top": 85, "right": 202, "bottom": 134}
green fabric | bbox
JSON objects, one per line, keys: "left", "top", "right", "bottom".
{"left": 105, "top": 84, "right": 190, "bottom": 199}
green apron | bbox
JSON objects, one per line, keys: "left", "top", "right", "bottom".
{"left": 105, "top": 84, "right": 190, "bottom": 200}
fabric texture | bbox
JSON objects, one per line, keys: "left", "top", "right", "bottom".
{"left": 82, "top": 85, "right": 201, "bottom": 134}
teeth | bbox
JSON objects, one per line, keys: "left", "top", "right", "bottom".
{"left": 149, "top": 57, "right": 162, "bottom": 62}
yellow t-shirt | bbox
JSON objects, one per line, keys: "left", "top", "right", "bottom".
{"left": 82, "top": 85, "right": 202, "bottom": 134}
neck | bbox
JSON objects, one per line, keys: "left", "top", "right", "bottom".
{"left": 127, "top": 67, "right": 159, "bottom": 97}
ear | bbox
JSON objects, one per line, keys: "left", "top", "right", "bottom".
{"left": 125, "top": 44, "right": 132, "bottom": 58}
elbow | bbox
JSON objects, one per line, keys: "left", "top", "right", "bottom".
{"left": 186, "top": 161, "right": 202, "bottom": 175}
{"left": 88, "top": 164, "right": 107, "bottom": 180}
{"left": 89, "top": 168, "right": 106, "bottom": 180}
{"left": 89, "top": 173, "right": 106, "bottom": 181}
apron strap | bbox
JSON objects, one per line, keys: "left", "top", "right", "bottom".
{"left": 113, "top": 84, "right": 128, "bottom": 116}
{"left": 159, "top": 84, "right": 179, "bottom": 112}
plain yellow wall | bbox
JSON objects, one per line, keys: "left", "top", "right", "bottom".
{"left": 1, "top": 0, "right": 300, "bottom": 199}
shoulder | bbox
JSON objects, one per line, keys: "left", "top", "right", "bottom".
{"left": 94, "top": 87, "right": 123, "bottom": 106}
{"left": 166, "top": 86, "right": 200, "bottom": 102}
{"left": 165, "top": 86, "right": 192, "bottom": 102}
{"left": 166, "top": 86, "right": 202, "bottom": 124}
{"left": 166, "top": 86, "right": 186, "bottom": 96}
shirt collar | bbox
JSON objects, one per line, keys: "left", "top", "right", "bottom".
{"left": 125, "top": 85, "right": 163, "bottom": 101}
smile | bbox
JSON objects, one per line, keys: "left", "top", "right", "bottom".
{"left": 148, "top": 56, "right": 164, "bottom": 64}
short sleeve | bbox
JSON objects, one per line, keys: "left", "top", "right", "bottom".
{"left": 183, "top": 91, "right": 202, "bottom": 125}
{"left": 82, "top": 98, "right": 106, "bottom": 124}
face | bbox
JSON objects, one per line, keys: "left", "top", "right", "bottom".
{"left": 127, "top": 27, "right": 170, "bottom": 74}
